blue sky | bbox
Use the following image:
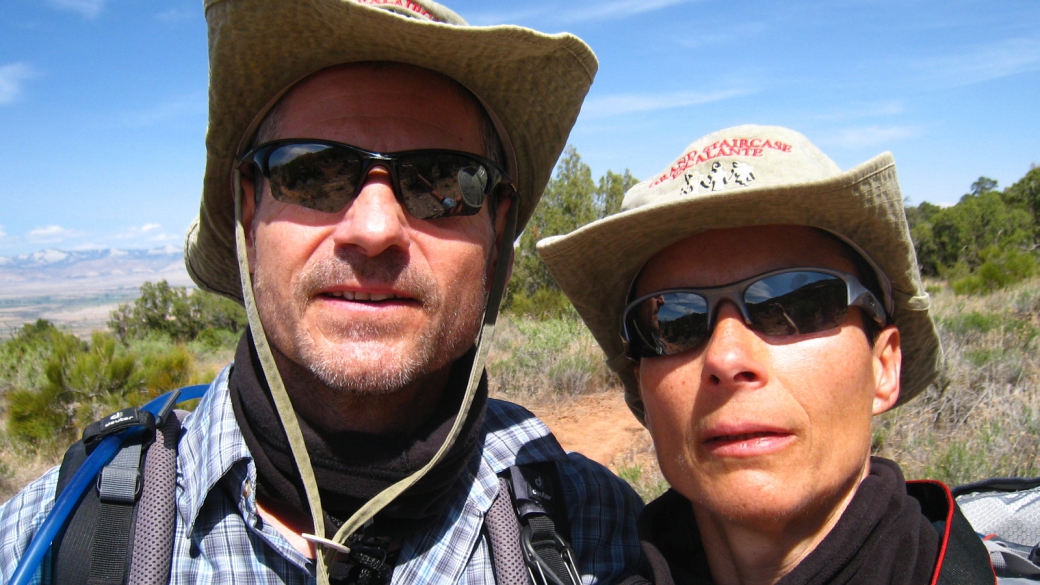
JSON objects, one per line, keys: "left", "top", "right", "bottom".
{"left": 1, "top": 0, "right": 1037, "bottom": 257}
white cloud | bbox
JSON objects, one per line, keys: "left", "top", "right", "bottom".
{"left": 468, "top": 0, "right": 698, "bottom": 26}
{"left": 824, "top": 125, "right": 923, "bottom": 148}
{"left": 810, "top": 100, "right": 905, "bottom": 122}
{"left": 156, "top": 8, "right": 194, "bottom": 22}
{"left": 912, "top": 37, "right": 1040, "bottom": 88}
{"left": 581, "top": 88, "right": 752, "bottom": 119}
{"left": 27, "top": 225, "right": 85, "bottom": 244}
{"left": 112, "top": 223, "right": 166, "bottom": 240}
{"left": 121, "top": 92, "right": 206, "bottom": 127}
{"left": 466, "top": 7, "right": 546, "bottom": 26}
{"left": 47, "top": 0, "right": 109, "bottom": 19}
{"left": 673, "top": 22, "right": 767, "bottom": 48}
{"left": 0, "top": 63, "right": 40, "bottom": 105}
{"left": 559, "top": 0, "right": 695, "bottom": 23}
{"left": 0, "top": 225, "right": 18, "bottom": 250}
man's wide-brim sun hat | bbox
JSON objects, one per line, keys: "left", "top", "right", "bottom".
{"left": 538, "top": 124, "right": 942, "bottom": 423}
{"left": 185, "top": 0, "right": 598, "bottom": 301}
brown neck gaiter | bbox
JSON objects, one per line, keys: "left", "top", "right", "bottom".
{"left": 228, "top": 331, "right": 488, "bottom": 540}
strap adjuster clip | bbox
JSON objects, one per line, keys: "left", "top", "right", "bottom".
{"left": 97, "top": 466, "right": 142, "bottom": 504}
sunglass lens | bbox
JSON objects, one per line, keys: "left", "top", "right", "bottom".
{"left": 630, "top": 292, "right": 710, "bottom": 357}
{"left": 266, "top": 144, "right": 362, "bottom": 213}
{"left": 744, "top": 271, "right": 848, "bottom": 336}
{"left": 397, "top": 154, "right": 489, "bottom": 219}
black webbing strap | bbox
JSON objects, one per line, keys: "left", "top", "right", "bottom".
{"left": 507, "top": 463, "right": 580, "bottom": 585}
{"left": 88, "top": 440, "right": 145, "bottom": 585}
{"left": 53, "top": 407, "right": 155, "bottom": 585}
{"left": 524, "top": 514, "right": 576, "bottom": 585}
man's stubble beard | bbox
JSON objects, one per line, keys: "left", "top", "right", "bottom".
{"left": 253, "top": 249, "right": 488, "bottom": 396}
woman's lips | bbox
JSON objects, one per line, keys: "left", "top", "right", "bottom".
{"left": 701, "top": 427, "right": 795, "bottom": 458}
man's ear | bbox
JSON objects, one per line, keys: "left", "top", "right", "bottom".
{"left": 487, "top": 196, "right": 515, "bottom": 288}
{"left": 871, "top": 325, "right": 902, "bottom": 415}
{"left": 241, "top": 174, "right": 259, "bottom": 274}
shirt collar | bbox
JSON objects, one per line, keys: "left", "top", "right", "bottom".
{"left": 176, "top": 364, "right": 254, "bottom": 532}
{"left": 174, "top": 365, "right": 569, "bottom": 582}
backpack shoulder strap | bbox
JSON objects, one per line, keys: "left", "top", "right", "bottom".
{"left": 955, "top": 477, "right": 1040, "bottom": 583}
{"left": 909, "top": 480, "right": 1002, "bottom": 584}
{"left": 52, "top": 408, "right": 185, "bottom": 585}
{"left": 486, "top": 461, "right": 580, "bottom": 585}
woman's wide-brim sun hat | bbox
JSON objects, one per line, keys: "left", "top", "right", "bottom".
{"left": 185, "top": 0, "right": 598, "bottom": 301}
{"left": 538, "top": 125, "right": 942, "bottom": 424}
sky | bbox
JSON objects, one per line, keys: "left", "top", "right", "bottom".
{"left": 0, "top": 0, "right": 1037, "bottom": 257}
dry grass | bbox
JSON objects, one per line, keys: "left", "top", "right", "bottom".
{"left": 490, "top": 279, "right": 1040, "bottom": 496}
{"left": 486, "top": 315, "right": 616, "bottom": 407}
{"left": 0, "top": 422, "right": 65, "bottom": 502}
{"left": 613, "top": 431, "right": 670, "bottom": 502}
{"left": 6, "top": 279, "right": 1040, "bottom": 505}
{"left": 872, "top": 278, "right": 1040, "bottom": 484}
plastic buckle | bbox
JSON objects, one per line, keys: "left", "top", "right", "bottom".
{"left": 520, "top": 524, "right": 581, "bottom": 585}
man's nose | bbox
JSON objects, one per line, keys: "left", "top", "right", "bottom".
{"left": 701, "top": 301, "right": 768, "bottom": 388}
{"left": 331, "top": 166, "right": 410, "bottom": 256}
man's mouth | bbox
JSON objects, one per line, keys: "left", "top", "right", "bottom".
{"left": 322, "top": 291, "right": 406, "bottom": 302}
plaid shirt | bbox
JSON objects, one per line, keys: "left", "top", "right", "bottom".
{"left": 0, "top": 365, "right": 643, "bottom": 584}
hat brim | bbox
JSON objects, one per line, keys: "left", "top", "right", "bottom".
{"left": 538, "top": 153, "right": 941, "bottom": 423}
{"left": 187, "top": 0, "right": 597, "bottom": 301}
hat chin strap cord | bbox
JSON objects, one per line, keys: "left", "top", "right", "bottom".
{"left": 234, "top": 170, "right": 517, "bottom": 584}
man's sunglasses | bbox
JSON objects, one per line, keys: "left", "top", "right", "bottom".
{"left": 621, "top": 267, "right": 887, "bottom": 359}
{"left": 239, "top": 139, "right": 511, "bottom": 219}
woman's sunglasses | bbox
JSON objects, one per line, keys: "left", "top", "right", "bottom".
{"left": 239, "top": 139, "right": 511, "bottom": 219}
{"left": 621, "top": 267, "right": 887, "bottom": 359}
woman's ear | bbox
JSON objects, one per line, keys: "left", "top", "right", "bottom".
{"left": 871, "top": 325, "right": 902, "bottom": 415}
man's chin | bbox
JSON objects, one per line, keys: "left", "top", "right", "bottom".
{"left": 297, "top": 339, "right": 442, "bottom": 395}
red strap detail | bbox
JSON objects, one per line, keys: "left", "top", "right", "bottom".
{"left": 907, "top": 480, "right": 954, "bottom": 585}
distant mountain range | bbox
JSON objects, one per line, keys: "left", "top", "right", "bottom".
{"left": 0, "top": 246, "right": 192, "bottom": 299}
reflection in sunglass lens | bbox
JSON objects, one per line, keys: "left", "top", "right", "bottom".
{"left": 625, "top": 270, "right": 859, "bottom": 358}
{"left": 267, "top": 144, "right": 363, "bottom": 213}
{"left": 744, "top": 272, "right": 848, "bottom": 336}
{"left": 397, "top": 154, "right": 490, "bottom": 219}
{"left": 629, "top": 292, "right": 710, "bottom": 357}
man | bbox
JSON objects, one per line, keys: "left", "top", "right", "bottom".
{"left": 538, "top": 125, "right": 995, "bottom": 584}
{"left": 0, "top": 1, "right": 641, "bottom": 583}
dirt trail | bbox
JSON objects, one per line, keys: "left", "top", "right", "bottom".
{"left": 527, "top": 391, "right": 649, "bottom": 470}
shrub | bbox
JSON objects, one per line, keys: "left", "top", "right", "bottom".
{"left": 507, "top": 288, "right": 574, "bottom": 320}
{"left": 141, "top": 345, "right": 197, "bottom": 399}
{"left": 874, "top": 277, "right": 1040, "bottom": 484}
{"left": 951, "top": 246, "right": 1037, "bottom": 295}
{"left": 0, "top": 320, "right": 85, "bottom": 397}
{"left": 109, "top": 280, "right": 246, "bottom": 342}
{"left": 4, "top": 331, "right": 205, "bottom": 451}
{"left": 487, "top": 314, "right": 615, "bottom": 402}
{"left": 940, "top": 311, "right": 1037, "bottom": 341}
{"left": 507, "top": 147, "right": 637, "bottom": 311}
